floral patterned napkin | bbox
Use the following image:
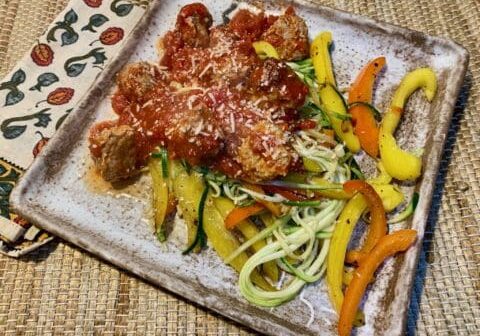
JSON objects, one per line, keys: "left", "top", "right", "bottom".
{"left": 0, "top": 0, "right": 147, "bottom": 256}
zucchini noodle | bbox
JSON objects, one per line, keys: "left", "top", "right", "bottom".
{"left": 238, "top": 199, "right": 345, "bottom": 306}
{"left": 293, "top": 129, "right": 344, "bottom": 180}
{"left": 238, "top": 187, "right": 286, "bottom": 203}
{"left": 222, "top": 183, "right": 250, "bottom": 204}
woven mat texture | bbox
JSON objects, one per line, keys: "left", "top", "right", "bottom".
{"left": 0, "top": 0, "right": 479, "bottom": 335}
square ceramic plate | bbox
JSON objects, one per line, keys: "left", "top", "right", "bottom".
{"left": 11, "top": 0, "right": 468, "bottom": 335}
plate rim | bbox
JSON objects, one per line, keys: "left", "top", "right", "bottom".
{"left": 10, "top": 0, "right": 469, "bottom": 335}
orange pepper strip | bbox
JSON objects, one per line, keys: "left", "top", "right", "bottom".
{"left": 348, "top": 57, "right": 386, "bottom": 157}
{"left": 225, "top": 203, "right": 265, "bottom": 230}
{"left": 245, "top": 184, "right": 282, "bottom": 217}
{"left": 343, "top": 180, "right": 387, "bottom": 265}
{"left": 338, "top": 229, "right": 417, "bottom": 336}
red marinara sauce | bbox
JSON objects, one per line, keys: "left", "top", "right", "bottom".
{"left": 90, "top": 3, "right": 309, "bottom": 181}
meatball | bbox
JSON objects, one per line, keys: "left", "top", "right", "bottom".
{"left": 116, "top": 62, "right": 160, "bottom": 101}
{"left": 89, "top": 124, "right": 138, "bottom": 182}
{"left": 249, "top": 58, "right": 309, "bottom": 110}
{"left": 229, "top": 9, "right": 268, "bottom": 41}
{"left": 176, "top": 3, "right": 213, "bottom": 48}
{"left": 236, "top": 121, "right": 292, "bottom": 181}
{"left": 261, "top": 8, "right": 309, "bottom": 61}
{"left": 165, "top": 108, "right": 222, "bottom": 166}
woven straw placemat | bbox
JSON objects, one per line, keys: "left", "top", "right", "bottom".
{"left": 0, "top": 0, "right": 478, "bottom": 335}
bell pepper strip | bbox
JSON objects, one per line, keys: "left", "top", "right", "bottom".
{"left": 320, "top": 84, "right": 361, "bottom": 153}
{"left": 311, "top": 32, "right": 360, "bottom": 153}
{"left": 309, "top": 178, "right": 352, "bottom": 200}
{"left": 244, "top": 184, "right": 282, "bottom": 217}
{"left": 343, "top": 269, "right": 354, "bottom": 286}
{"left": 148, "top": 157, "right": 170, "bottom": 242}
{"left": 202, "top": 196, "right": 273, "bottom": 291}
{"left": 368, "top": 161, "right": 392, "bottom": 185}
{"left": 327, "top": 193, "right": 367, "bottom": 313}
{"left": 348, "top": 57, "right": 386, "bottom": 157}
{"left": 326, "top": 183, "right": 402, "bottom": 312}
{"left": 173, "top": 167, "right": 205, "bottom": 252}
{"left": 370, "top": 183, "right": 404, "bottom": 213}
{"left": 307, "top": 177, "right": 403, "bottom": 211}
{"left": 379, "top": 68, "right": 437, "bottom": 180}
{"left": 252, "top": 41, "right": 280, "bottom": 60}
{"left": 343, "top": 180, "right": 387, "bottom": 265}
{"left": 338, "top": 229, "right": 417, "bottom": 336}
{"left": 264, "top": 177, "right": 403, "bottom": 212}
{"left": 311, "top": 32, "right": 336, "bottom": 86}
{"left": 224, "top": 203, "right": 265, "bottom": 230}
{"left": 214, "top": 197, "right": 279, "bottom": 282}
{"left": 259, "top": 213, "right": 275, "bottom": 227}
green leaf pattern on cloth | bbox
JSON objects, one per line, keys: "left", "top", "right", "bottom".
{"left": 0, "top": 69, "right": 26, "bottom": 106}
{"left": 1, "top": 108, "right": 52, "bottom": 139}
{"left": 29, "top": 73, "right": 60, "bottom": 92}
{"left": 64, "top": 47, "right": 106, "bottom": 77}
{"left": 0, "top": 0, "right": 146, "bottom": 252}
{"left": 81, "top": 13, "right": 109, "bottom": 32}
{"left": 111, "top": 0, "right": 134, "bottom": 17}
{"left": 0, "top": 0, "right": 145, "bottom": 169}
{"left": 46, "top": 9, "right": 80, "bottom": 46}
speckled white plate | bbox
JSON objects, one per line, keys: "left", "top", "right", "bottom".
{"left": 10, "top": 0, "right": 468, "bottom": 335}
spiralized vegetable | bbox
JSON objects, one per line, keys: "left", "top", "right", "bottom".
{"left": 238, "top": 200, "right": 344, "bottom": 306}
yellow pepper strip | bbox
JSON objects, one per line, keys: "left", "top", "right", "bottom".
{"left": 310, "top": 177, "right": 352, "bottom": 200}
{"left": 172, "top": 167, "right": 205, "bottom": 252}
{"left": 379, "top": 68, "right": 437, "bottom": 180}
{"left": 343, "top": 268, "right": 354, "bottom": 286}
{"left": 203, "top": 196, "right": 273, "bottom": 291}
{"left": 309, "top": 177, "right": 404, "bottom": 211}
{"left": 311, "top": 32, "right": 336, "bottom": 86}
{"left": 368, "top": 161, "right": 392, "bottom": 185}
{"left": 327, "top": 193, "right": 367, "bottom": 313}
{"left": 326, "top": 181, "right": 403, "bottom": 313}
{"left": 148, "top": 158, "right": 169, "bottom": 242}
{"left": 311, "top": 32, "right": 360, "bottom": 153}
{"left": 252, "top": 41, "right": 280, "bottom": 60}
{"left": 214, "top": 197, "right": 279, "bottom": 283}
{"left": 370, "top": 183, "right": 404, "bottom": 213}
{"left": 259, "top": 213, "right": 275, "bottom": 227}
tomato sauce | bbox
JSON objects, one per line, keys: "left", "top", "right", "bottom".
{"left": 90, "top": 3, "right": 309, "bottom": 181}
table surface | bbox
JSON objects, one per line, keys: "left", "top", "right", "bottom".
{"left": 0, "top": 0, "right": 479, "bottom": 335}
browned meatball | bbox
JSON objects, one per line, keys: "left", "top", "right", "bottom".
{"left": 176, "top": 3, "right": 213, "bottom": 48}
{"left": 248, "top": 58, "right": 309, "bottom": 110}
{"left": 261, "top": 9, "right": 309, "bottom": 61}
{"left": 89, "top": 124, "right": 138, "bottom": 182}
{"left": 116, "top": 62, "right": 160, "bottom": 101}
{"left": 164, "top": 108, "right": 222, "bottom": 166}
{"left": 235, "top": 121, "right": 292, "bottom": 182}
